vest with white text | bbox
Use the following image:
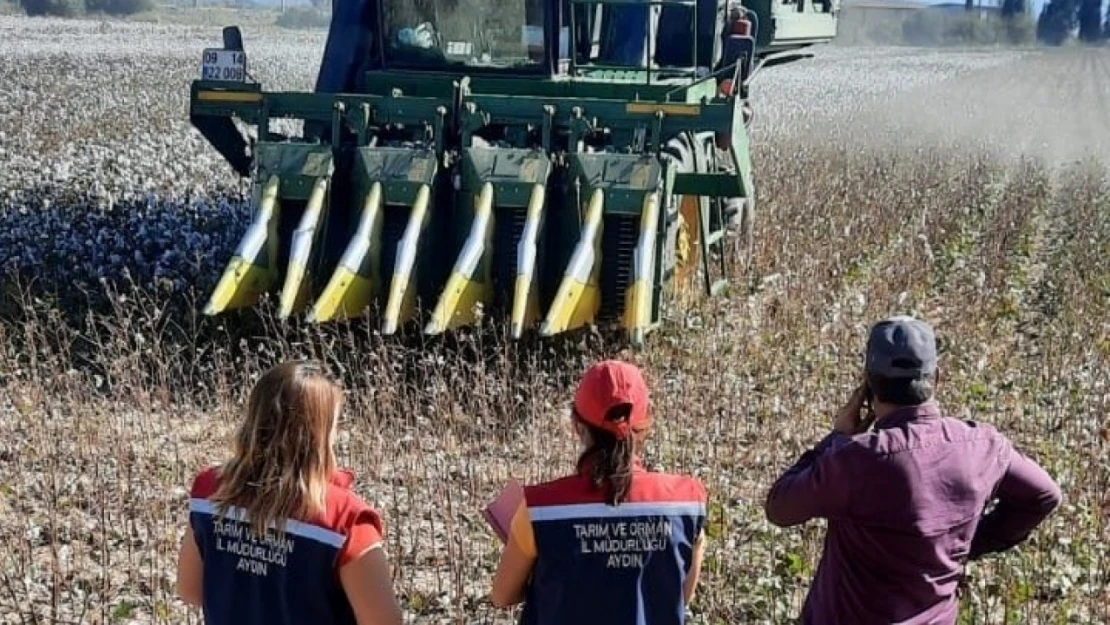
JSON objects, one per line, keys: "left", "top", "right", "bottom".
{"left": 520, "top": 469, "right": 708, "bottom": 625}
{"left": 188, "top": 467, "right": 384, "bottom": 625}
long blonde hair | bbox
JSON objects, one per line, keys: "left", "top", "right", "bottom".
{"left": 210, "top": 360, "right": 343, "bottom": 537}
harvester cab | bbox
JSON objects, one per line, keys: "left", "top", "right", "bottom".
{"left": 188, "top": 0, "right": 838, "bottom": 347}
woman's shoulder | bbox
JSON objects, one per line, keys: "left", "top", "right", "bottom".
{"left": 636, "top": 470, "right": 708, "bottom": 502}
{"left": 516, "top": 473, "right": 596, "bottom": 508}
{"left": 188, "top": 464, "right": 224, "bottom": 499}
{"left": 522, "top": 472, "right": 584, "bottom": 495}
{"left": 651, "top": 469, "right": 706, "bottom": 487}
{"left": 323, "top": 471, "right": 389, "bottom": 567}
{"left": 323, "top": 469, "right": 385, "bottom": 534}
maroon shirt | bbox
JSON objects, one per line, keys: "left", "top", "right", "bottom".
{"left": 765, "top": 402, "right": 1061, "bottom": 625}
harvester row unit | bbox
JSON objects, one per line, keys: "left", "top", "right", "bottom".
{"left": 189, "top": 0, "right": 839, "bottom": 346}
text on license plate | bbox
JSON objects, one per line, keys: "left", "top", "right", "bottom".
{"left": 201, "top": 49, "right": 246, "bottom": 82}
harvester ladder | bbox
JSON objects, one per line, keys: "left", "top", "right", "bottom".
{"left": 700, "top": 146, "right": 730, "bottom": 297}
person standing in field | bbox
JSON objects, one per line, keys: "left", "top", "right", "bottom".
{"left": 175, "top": 361, "right": 403, "bottom": 625}
{"left": 489, "top": 359, "right": 708, "bottom": 625}
{"left": 764, "top": 316, "right": 1063, "bottom": 625}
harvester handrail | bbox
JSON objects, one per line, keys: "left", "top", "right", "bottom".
{"left": 575, "top": 64, "right": 703, "bottom": 78}
{"left": 657, "top": 46, "right": 790, "bottom": 101}
{"left": 658, "top": 61, "right": 738, "bottom": 101}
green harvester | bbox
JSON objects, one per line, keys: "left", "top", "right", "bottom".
{"left": 189, "top": 0, "right": 839, "bottom": 347}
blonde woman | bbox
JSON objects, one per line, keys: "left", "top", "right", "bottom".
{"left": 175, "top": 361, "right": 403, "bottom": 625}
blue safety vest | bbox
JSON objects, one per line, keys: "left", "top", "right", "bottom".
{"left": 518, "top": 469, "right": 708, "bottom": 625}
{"left": 188, "top": 467, "right": 383, "bottom": 625}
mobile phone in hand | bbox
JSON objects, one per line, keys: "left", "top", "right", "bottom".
{"left": 861, "top": 381, "right": 877, "bottom": 431}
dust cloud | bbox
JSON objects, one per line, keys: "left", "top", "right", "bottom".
{"left": 860, "top": 48, "right": 1110, "bottom": 167}
{"left": 755, "top": 46, "right": 1110, "bottom": 171}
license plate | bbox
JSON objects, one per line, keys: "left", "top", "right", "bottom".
{"left": 201, "top": 48, "right": 247, "bottom": 82}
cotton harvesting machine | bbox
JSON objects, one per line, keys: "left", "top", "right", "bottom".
{"left": 189, "top": 0, "right": 838, "bottom": 347}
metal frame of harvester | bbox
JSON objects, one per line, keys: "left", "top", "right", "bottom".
{"left": 188, "top": 0, "right": 839, "bottom": 347}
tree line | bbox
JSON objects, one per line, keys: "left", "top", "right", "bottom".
{"left": 996, "top": 0, "right": 1110, "bottom": 44}
{"left": 19, "top": 0, "right": 152, "bottom": 16}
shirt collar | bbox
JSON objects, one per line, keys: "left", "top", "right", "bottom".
{"left": 874, "top": 401, "right": 941, "bottom": 429}
{"left": 330, "top": 469, "right": 356, "bottom": 489}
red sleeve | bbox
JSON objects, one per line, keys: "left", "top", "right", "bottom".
{"left": 189, "top": 466, "right": 221, "bottom": 499}
{"left": 336, "top": 507, "right": 384, "bottom": 568}
{"left": 693, "top": 476, "right": 708, "bottom": 503}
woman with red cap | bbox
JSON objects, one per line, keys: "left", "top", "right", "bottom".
{"left": 489, "top": 359, "right": 708, "bottom": 625}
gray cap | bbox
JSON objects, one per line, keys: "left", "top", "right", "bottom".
{"left": 865, "top": 316, "right": 937, "bottom": 379}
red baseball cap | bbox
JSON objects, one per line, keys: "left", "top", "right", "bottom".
{"left": 573, "top": 360, "right": 651, "bottom": 440}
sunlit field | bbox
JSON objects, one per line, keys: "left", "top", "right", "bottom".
{"left": 1, "top": 15, "right": 1108, "bottom": 625}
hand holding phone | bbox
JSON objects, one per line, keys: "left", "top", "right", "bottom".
{"left": 833, "top": 382, "right": 872, "bottom": 435}
{"left": 860, "top": 381, "right": 877, "bottom": 431}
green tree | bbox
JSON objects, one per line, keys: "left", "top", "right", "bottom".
{"left": 87, "top": 0, "right": 152, "bottom": 14}
{"left": 20, "top": 0, "right": 84, "bottom": 15}
{"left": 1037, "top": 0, "right": 1077, "bottom": 44}
{"left": 1076, "top": 0, "right": 1103, "bottom": 40}
{"left": 1001, "top": 0, "right": 1027, "bottom": 18}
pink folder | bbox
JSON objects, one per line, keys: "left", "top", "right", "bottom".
{"left": 482, "top": 479, "right": 524, "bottom": 543}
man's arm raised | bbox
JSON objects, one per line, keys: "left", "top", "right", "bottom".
{"left": 764, "top": 432, "right": 855, "bottom": 527}
{"left": 764, "top": 386, "right": 868, "bottom": 527}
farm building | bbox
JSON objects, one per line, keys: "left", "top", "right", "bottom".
{"left": 835, "top": 0, "right": 930, "bottom": 43}
{"left": 923, "top": 1, "right": 1006, "bottom": 18}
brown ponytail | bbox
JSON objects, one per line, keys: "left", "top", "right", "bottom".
{"left": 575, "top": 404, "right": 642, "bottom": 505}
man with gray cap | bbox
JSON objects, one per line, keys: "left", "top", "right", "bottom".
{"left": 764, "top": 315, "right": 1061, "bottom": 625}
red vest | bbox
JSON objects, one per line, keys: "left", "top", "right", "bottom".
{"left": 520, "top": 468, "right": 708, "bottom": 625}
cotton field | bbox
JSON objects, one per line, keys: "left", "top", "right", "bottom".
{"left": 0, "top": 14, "right": 1108, "bottom": 625}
